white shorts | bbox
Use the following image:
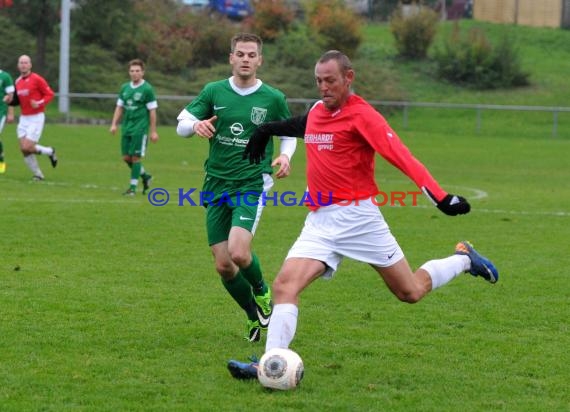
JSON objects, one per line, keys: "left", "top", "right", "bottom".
{"left": 286, "top": 198, "right": 405, "bottom": 278}
{"left": 0, "top": 114, "right": 6, "bottom": 134}
{"left": 17, "top": 113, "right": 45, "bottom": 142}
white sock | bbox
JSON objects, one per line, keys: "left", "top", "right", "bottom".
{"left": 24, "top": 154, "right": 43, "bottom": 177}
{"left": 421, "top": 255, "right": 470, "bottom": 290}
{"left": 265, "top": 303, "right": 298, "bottom": 352}
{"left": 35, "top": 145, "right": 54, "bottom": 156}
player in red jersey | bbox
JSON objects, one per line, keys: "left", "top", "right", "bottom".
{"left": 228, "top": 50, "right": 499, "bottom": 380}
{"left": 14, "top": 55, "right": 57, "bottom": 181}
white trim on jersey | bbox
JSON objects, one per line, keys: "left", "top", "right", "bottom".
{"left": 228, "top": 76, "right": 262, "bottom": 96}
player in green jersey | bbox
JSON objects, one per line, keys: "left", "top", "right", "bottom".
{"left": 176, "top": 33, "right": 297, "bottom": 342}
{"left": 0, "top": 68, "right": 15, "bottom": 173}
{"left": 110, "top": 59, "right": 159, "bottom": 195}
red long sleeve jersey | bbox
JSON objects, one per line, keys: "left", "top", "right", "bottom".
{"left": 15, "top": 72, "right": 54, "bottom": 115}
{"left": 304, "top": 94, "right": 446, "bottom": 211}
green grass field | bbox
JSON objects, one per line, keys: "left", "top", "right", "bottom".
{"left": 1, "top": 118, "right": 568, "bottom": 411}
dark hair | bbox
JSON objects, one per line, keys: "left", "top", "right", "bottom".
{"left": 128, "top": 58, "right": 145, "bottom": 70}
{"left": 317, "top": 50, "right": 353, "bottom": 74}
{"left": 231, "top": 33, "right": 263, "bottom": 54}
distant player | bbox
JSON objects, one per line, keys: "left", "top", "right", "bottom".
{"left": 0, "top": 67, "right": 15, "bottom": 173}
{"left": 176, "top": 33, "right": 297, "bottom": 342}
{"left": 14, "top": 55, "right": 58, "bottom": 180}
{"left": 110, "top": 58, "right": 159, "bottom": 195}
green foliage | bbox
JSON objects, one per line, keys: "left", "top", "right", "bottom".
{"left": 370, "top": 0, "right": 401, "bottom": 21}
{"left": 390, "top": 4, "right": 439, "bottom": 59}
{"left": 0, "top": 0, "right": 59, "bottom": 72}
{"left": 72, "top": 0, "right": 141, "bottom": 62}
{"left": 250, "top": 0, "right": 295, "bottom": 41}
{"left": 181, "top": 16, "right": 236, "bottom": 69}
{"left": 433, "top": 24, "right": 530, "bottom": 89}
{"left": 0, "top": 15, "right": 34, "bottom": 69}
{"left": 304, "top": 0, "right": 363, "bottom": 57}
{"left": 270, "top": 24, "right": 321, "bottom": 70}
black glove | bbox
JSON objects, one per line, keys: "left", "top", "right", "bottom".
{"left": 437, "top": 194, "right": 471, "bottom": 216}
{"left": 243, "top": 124, "right": 272, "bottom": 164}
{"left": 8, "top": 92, "right": 19, "bottom": 107}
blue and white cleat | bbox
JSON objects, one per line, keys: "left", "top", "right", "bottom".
{"left": 227, "top": 357, "right": 259, "bottom": 380}
{"left": 455, "top": 241, "right": 499, "bottom": 284}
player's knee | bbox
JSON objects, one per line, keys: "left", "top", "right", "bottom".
{"left": 272, "top": 271, "right": 298, "bottom": 301}
{"left": 216, "top": 265, "right": 235, "bottom": 280}
{"left": 272, "top": 277, "right": 287, "bottom": 300}
{"left": 229, "top": 250, "right": 249, "bottom": 268}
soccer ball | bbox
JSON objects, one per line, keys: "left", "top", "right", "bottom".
{"left": 257, "top": 348, "right": 304, "bottom": 390}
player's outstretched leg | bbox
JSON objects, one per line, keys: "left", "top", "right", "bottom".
{"left": 227, "top": 356, "right": 259, "bottom": 380}
{"left": 455, "top": 241, "right": 499, "bottom": 283}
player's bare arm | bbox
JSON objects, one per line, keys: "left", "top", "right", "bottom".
{"left": 149, "top": 109, "right": 159, "bottom": 143}
{"left": 110, "top": 106, "right": 123, "bottom": 135}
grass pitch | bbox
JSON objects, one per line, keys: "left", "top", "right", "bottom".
{"left": 0, "top": 121, "right": 569, "bottom": 411}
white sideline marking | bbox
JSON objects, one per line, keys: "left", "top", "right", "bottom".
{"left": 3, "top": 197, "right": 138, "bottom": 204}
{"left": 408, "top": 204, "right": 570, "bottom": 217}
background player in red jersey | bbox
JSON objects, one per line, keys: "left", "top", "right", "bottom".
{"left": 228, "top": 50, "right": 499, "bottom": 379}
{"left": 14, "top": 55, "right": 57, "bottom": 181}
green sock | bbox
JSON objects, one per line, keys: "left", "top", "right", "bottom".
{"left": 0, "top": 141, "right": 4, "bottom": 162}
{"left": 221, "top": 272, "right": 258, "bottom": 321}
{"left": 130, "top": 162, "right": 142, "bottom": 180}
{"left": 240, "top": 253, "right": 268, "bottom": 296}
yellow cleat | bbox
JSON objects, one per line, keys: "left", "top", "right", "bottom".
{"left": 0, "top": 161, "right": 6, "bottom": 174}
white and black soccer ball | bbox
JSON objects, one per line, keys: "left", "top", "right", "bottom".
{"left": 257, "top": 348, "right": 304, "bottom": 390}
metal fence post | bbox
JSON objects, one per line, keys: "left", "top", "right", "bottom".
{"left": 476, "top": 107, "right": 482, "bottom": 133}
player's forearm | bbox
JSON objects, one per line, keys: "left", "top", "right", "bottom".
{"left": 149, "top": 109, "right": 157, "bottom": 134}
{"left": 278, "top": 137, "right": 297, "bottom": 160}
{"left": 111, "top": 107, "right": 122, "bottom": 126}
{"left": 176, "top": 110, "right": 199, "bottom": 137}
{"left": 260, "top": 114, "right": 308, "bottom": 139}
{"left": 41, "top": 83, "right": 55, "bottom": 106}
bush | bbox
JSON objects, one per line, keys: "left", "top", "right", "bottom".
{"left": 305, "top": 0, "right": 362, "bottom": 57}
{"left": 271, "top": 24, "right": 321, "bottom": 69}
{"left": 250, "top": 0, "right": 295, "bottom": 41}
{"left": 432, "top": 24, "right": 530, "bottom": 89}
{"left": 390, "top": 4, "right": 439, "bottom": 59}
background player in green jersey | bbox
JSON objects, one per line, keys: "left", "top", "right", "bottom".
{"left": 0, "top": 68, "right": 15, "bottom": 173}
{"left": 110, "top": 59, "right": 159, "bottom": 195}
{"left": 176, "top": 33, "right": 297, "bottom": 342}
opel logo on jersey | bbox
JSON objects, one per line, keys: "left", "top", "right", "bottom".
{"left": 230, "top": 122, "right": 245, "bottom": 136}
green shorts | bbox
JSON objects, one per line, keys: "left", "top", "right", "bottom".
{"left": 121, "top": 131, "right": 148, "bottom": 157}
{"left": 204, "top": 174, "right": 273, "bottom": 246}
